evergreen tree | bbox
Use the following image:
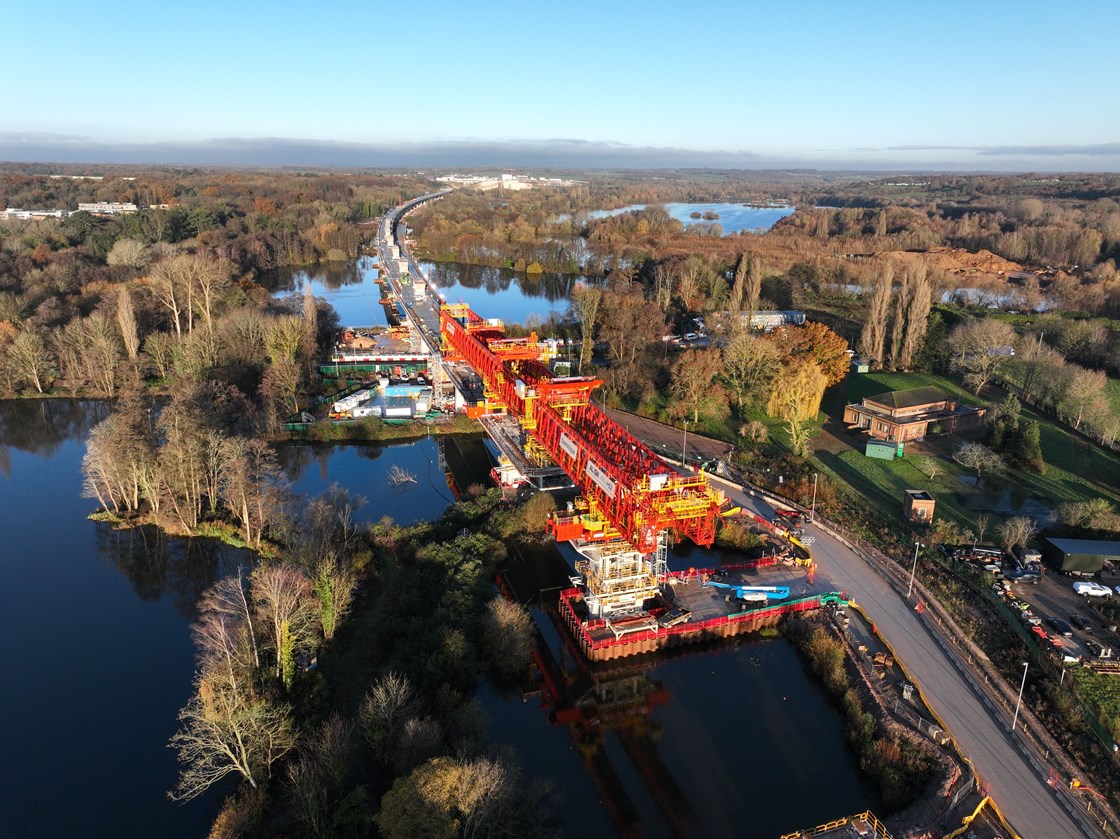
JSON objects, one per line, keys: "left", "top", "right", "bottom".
{"left": 1014, "top": 420, "right": 1045, "bottom": 473}
{"left": 914, "top": 312, "right": 950, "bottom": 374}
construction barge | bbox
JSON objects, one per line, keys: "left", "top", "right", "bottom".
{"left": 558, "top": 555, "right": 844, "bottom": 662}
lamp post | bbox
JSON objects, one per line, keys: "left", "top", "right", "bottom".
{"left": 1012, "top": 661, "right": 1029, "bottom": 732}
{"left": 907, "top": 542, "right": 923, "bottom": 599}
{"left": 810, "top": 472, "right": 819, "bottom": 523}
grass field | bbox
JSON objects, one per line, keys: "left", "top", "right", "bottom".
{"left": 1073, "top": 669, "right": 1120, "bottom": 742}
{"left": 814, "top": 370, "right": 1120, "bottom": 535}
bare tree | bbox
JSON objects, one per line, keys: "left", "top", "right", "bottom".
{"left": 948, "top": 318, "right": 1017, "bottom": 393}
{"left": 975, "top": 513, "right": 991, "bottom": 545}
{"left": 598, "top": 287, "right": 665, "bottom": 368}
{"left": 107, "top": 238, "right": 152, "bottom": 269}
{"left": 251, "top": 563, "right": 316, "bottom": 688}
{"left": 198, "top": 571, "right": 261, "bottom": 672}
{"left": 570, "top": 283, "right": 601, "bottom": 374}
{"left": 953, "top": 442, "right": 1003, "bottom": 481}
{"left": 142, "top": 331, "right": 176, "bottom": 379}
{"left": 674, "top": 255, "right": 710, "bottom": 310}
{"left": 858, "top": 269, "right": 892, "bottom": 367}
{"left": 286, "top": 714, "right": 356, "bottom": 838}
{"left": 222, "top": 437, "right": 285, "bottom": 547}
{"left": 115, "top": 285, "right": 141, "bottom": 361}
{"left": 85, "top": 312, "right": 123, "bottom": 397}
{"left": 5, "top": 327, "right": 54, "bottom": 393}
{"left": 916, "top": 455, "right": 942, "bottom": 481}
{"left": 195, "top": 257, "right": 232, "bottom": 334}
{"left": 150, "top": 256, "right": 188, "bottom": 338}
{"left": 897, "top": 266, "right": 932, "bottom": 370}
{"left": 361, "top": 671, "right": 419, "bottom": 760}
{"left": 998, "top": 516, "right": 1038, "bottom": 553}
{"left": 168, "top": 678, "right": 295, "bottom": 800}
{"left": 1060, "top": 366, "right": 1107, "bottom": 430}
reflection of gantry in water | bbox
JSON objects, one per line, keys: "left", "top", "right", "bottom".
{"left": 530, "top": 614, "right": 692, "bottom": 838}
{"left": 440, "top": 302, "right": 726, "bottom": 618}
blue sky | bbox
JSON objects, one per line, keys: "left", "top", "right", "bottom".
{"left": 4, "top": 0, "right": 1118, "bottom": 169}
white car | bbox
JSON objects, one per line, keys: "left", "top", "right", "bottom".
{"left": 1073, "top": 581, "right": 1112, "bottom": 598}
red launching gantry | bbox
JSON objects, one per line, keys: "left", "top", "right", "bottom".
{"left": 440, "top": 303, "right": 724, "bottom": 556}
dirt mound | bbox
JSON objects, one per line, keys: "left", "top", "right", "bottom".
{"left": 873, "top": 247, "right": 1026, "bottom": 281}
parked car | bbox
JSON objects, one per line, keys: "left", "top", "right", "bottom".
{"left": 1070, "top": 615, "right": 1093, "bottom": 633}
{"left": 1073, "top": 581, "right": 1113, "bottom": 598}
{"left": 1046, "top": 617, "right": 1074, "bottom": 636}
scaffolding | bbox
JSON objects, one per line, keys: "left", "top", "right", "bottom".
{"left": 576, "top": 540, "right": 659, "bottom": 618}
{"left": 439, "top": 302, "right": 724, "bottom": 614}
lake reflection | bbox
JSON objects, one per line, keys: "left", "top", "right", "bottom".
{"left": 0, "top": 399, "right": 228, "bottom": 839}
{"left": 269, "top": 256, "right": 389, "bottom": 327}
{"left": 480, "top": 605, "right": 882, "bottom": 839}
{"left": 421, "top": 261, "right": 576, "bottom": 326}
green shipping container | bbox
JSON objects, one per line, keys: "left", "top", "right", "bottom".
{"left": 865, "top": 441, "right": 896, "bottom": 461}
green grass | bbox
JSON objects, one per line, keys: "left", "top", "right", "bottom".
{"left": 1104, "top": 378, "right": 1120, "bottom": 415}
{"left": 822, "top": 370, "right": 980, "bottom": 420}
{"left": 1073, "top": 669, "right": 1120, "bottom": 741}
{"left": 816, "top": 370, "right": 1120, "bottom": 530}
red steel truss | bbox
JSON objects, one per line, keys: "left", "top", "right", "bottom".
{"left": 440, "top": 303, "right": 722, "bottom": 551}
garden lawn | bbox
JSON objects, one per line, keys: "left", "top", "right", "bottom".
{"left": 816, "top": 370, "right": 1120, "bottom": 528}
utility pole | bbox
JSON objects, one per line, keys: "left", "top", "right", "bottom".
{"left": 810, "top": 472, "right": 819, "bottom": 523}
{"left": 907, "top": 541, "right": 923, "bottom": 599}
{"left": 1013, "top": 661, "right": 1029, "bottom": 732}
{"left": 682, "top": 422, "right": 689, "bottom": 466}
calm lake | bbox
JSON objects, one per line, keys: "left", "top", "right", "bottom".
{"left": 270, "top": 257, "right": 580, "bottom": 328}
{"left": 587, "top": 202, "right": 796, "bottom": 234}
{"left": 1, "top": 400, "right": 879, "bottom": 837}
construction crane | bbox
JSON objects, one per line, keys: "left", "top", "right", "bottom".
{"left": 702, "top": 581, "right": 791, "bottom": 603}
{"left": 440, "top": 303, "right": 725, "bottom": 616}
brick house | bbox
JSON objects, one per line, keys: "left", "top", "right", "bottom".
{"left": 843, "top": 386, "right": 986, "bottom": 442}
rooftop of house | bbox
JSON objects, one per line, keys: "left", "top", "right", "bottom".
{"left": 863, "top": 386, "right": 951, "bottom": 411}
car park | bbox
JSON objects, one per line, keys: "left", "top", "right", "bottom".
{"left": 1045, "top": 617, "right": 1074, "bottom": 636}
{"left": 1070, "top": 615, "right": 1093, "bottom": 633}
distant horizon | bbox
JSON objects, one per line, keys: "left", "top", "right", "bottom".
{"left": 9, "top": 1, "right": 1119, "bottom": 173}
{"left": 2, "top": 134, "right": 1120, "bottom": 174}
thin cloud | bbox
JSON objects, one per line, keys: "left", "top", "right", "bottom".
{"left": 887, "top": 142, "right": 1120, "bottom": 157}
{"left": 0, "top": 135, "right": 769, "bottom": 169}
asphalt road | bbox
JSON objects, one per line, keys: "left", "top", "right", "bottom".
{"left": 730, "top": 482, "right": 1090, "bottom": 837}
{"left": 603, "top": 410, "right": 1091, "bottom": 837}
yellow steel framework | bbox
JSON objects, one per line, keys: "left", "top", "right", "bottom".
{"left": 778, "top": 810, "right": 891, "bottom": 839}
